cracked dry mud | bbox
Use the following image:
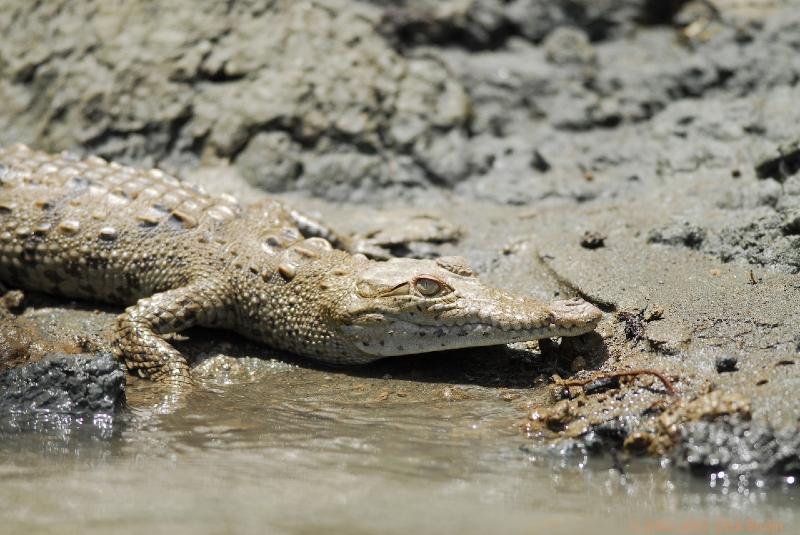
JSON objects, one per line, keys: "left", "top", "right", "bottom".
{"left": 0, "top": 0, "right": 799, "bottom": 485}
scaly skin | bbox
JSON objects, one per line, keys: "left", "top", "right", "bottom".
{"left": 0, "top": 144, "right": 603, "bottom": 385}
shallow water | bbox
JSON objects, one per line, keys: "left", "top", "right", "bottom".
{"left": 0, "top": 359, "right": 796, "bottom": 535}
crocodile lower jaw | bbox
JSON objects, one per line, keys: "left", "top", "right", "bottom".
{"left": 341, "top": 319, "right": 596, "bottom": 359}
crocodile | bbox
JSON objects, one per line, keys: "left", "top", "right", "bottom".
{"left": 0, "top": 144, "right": 603, "bottom": 385}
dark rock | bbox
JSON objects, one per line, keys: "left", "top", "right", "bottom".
{"left": 579, "top": 230, "right": 606, "bottom": 249}
{"left": 550, "top": 385, "right": 572, "bottom": 401}
{"left": 0, "top": 352, "right": 125, "bottom": 417}
{"left": 593, "top": 416, "right": 637, "bottom": 446}
{"left": 715, "top": 356, "right": 739, "bottom": 373}
{"left": 623, "top": 431, "right": 656, "bottom": 454}
{"left": 578, "top": 430, "right": 605, "bottom": 454}
{"left": 369, "top": 0, "right": 686, "bottom": 50}
{"left": 373, "top": 0, "right": 513, "bottom": 50}
{"left": 647, "top": 222, "right": 706, "bottom": 249}
{"left": 674, "top": 417, "right": 800, "bottom": 480}
{"left": 756, "top": 141, "right": 800, "bottom": 183}
{"left": 508, "top": 0, "right": 682, "bottom": 43}
{"left": 530, "top": 149, "right": 551, "bottom": 172}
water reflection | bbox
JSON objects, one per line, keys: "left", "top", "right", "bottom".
{"left": 0, "top": 373, "right": 796, "bottom": 534}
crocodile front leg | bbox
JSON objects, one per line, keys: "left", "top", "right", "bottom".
{"left": 112, "top": 281, "right": 228, "bottom": 385}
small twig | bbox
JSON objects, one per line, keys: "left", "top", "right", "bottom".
{"left": 749, "top": 269, "right": 757, "bottom": 285}
{"left": 561, "top": 369, "right": 677, "bottom": 396}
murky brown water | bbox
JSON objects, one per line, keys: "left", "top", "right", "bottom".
{"left": 0, "top": 358, "right": 796, "bottom": 535}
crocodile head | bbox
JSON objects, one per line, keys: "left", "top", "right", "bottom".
{"left": 324, "top": 255, "right": 603, "bottom": 363}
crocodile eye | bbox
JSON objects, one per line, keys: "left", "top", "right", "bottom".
{"left": 414, "top": 276, "right": 447, "bottom": 297}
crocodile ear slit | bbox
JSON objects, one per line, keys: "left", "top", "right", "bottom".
{"left": 379, "top": 282, "right": 411, "bottom": 297}
{"left": 358, "top": 281, "right": 409, "bottom": 298}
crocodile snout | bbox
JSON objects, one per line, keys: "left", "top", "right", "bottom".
{"left": 548, "top": 297, "right": 603, "bottom": 331}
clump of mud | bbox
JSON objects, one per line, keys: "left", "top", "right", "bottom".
{"left": 0, "top": 0, "right": 469, "bottom": 201}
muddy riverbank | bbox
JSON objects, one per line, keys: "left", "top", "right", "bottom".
{"left": 0, "top": 0, "right": 798, "bottom": 532}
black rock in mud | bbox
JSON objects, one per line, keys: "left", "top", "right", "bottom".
{"left": 675, "top": 417, "right": 800, "bottom": 480}
{"left": 366, "top": 0, "right": 683, "bottom": 49}
{"left": 0, "top": 352, "right": 125, "bottom": 417}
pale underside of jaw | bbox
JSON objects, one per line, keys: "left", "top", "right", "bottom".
{"left": 345, "top": 318, "right": 595, "bottom": 358}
